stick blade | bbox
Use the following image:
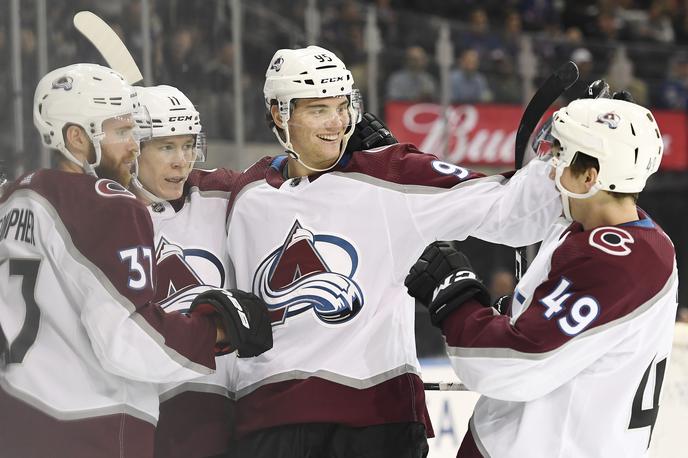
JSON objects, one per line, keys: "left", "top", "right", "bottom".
{"left": 73, "top": 11, "right": 144, "bottom": 85}
{"left": 514, "top": 61, "right": 579, "bottom": 168}
{"left": 555, "top": 60, "right": 580, "bottom": 88}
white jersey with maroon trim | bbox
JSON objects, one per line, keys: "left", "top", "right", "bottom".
{"left": 224, "top": 144, "right": 562, "bottom": 437}
{"left": 150, "top": 168, "right": 239, "bottom": 458}
{"left": 0, "top": 169, "right": 219, "bottom": 458}
{"left": 442, "top": 212, "right": 678, "bottom": 458}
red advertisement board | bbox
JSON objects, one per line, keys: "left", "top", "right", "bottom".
{"left": 385, "top": 102, "right": 688, "bottom": 171}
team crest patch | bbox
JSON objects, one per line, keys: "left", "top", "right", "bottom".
{"left": 95, "top": 179, "right": 136, "bottom": 199}
{"left": 589, "top": 226, "right": 634, "bottom": 256}
{"left": 52, "top": 76, "right": 73, "bottom": 91}
{"left": 596, "top": 111, "right": 621, "bottom": 129}
{"left": 155, "top": 236, "right": 225, "bottom": 311}
{"left": 253, "top": 220, "right": 364, "bottom": 326}
{"left": 270, "top": 56, "right": 284, "bottom": 72}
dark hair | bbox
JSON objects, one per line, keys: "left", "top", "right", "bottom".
{"left": 568, "top": 151, "right": 639, "bottom": 203}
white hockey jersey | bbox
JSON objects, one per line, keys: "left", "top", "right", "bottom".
{"left": 442, "top": 212, "right": 678, "bottom": 458}
{"left": 0, "top": 170, "right": 218, "bottom": 458}
{"left": 224, "top": 144, "right": 562, "bottom": 437}
{"left": 149, "top": 168, "right": 239, "bottom": 458}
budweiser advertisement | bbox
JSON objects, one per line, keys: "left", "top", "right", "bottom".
{"left": 385, "top": 102, "right": 688, "bottom": 171}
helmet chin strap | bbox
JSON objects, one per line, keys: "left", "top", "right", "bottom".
{"left": 272, "top": 106, "right": 356, "bottom": 174}
{"left": 74, "top": 140, "right": 103, "bottom": 178}
{"left": 554, "top": 162, "right": 601, "bottom": 222}
{"left": 130, "top": 158, "right": 166, "bottom": 203}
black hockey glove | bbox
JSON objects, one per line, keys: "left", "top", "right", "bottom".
{"left": 585, "top": 80, "right": 636, "bottom": 103}
{"left": 345, "top": 112, "right": 398, "bottom": 154}
{"left": 405, "top": 241, "right": 490, "bottom": 327}
{"left": 612, "top": 90, "right": 635, "bottom": 103}
{"left": 189, "top": 289, "right": 273, "bottom": 358}
{"left": 492, "top": 295, "right": 512, "bottom": 315}
{"left": 585, "top": 79, "right": 611, "bottom": 99}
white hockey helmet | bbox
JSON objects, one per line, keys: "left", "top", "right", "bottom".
{"left": 132, "top": 84, "right": 206, "bottom": 202}
{"left": 136, "top": 85, "right": 206, "bottom": 160}
{"left": 263, "top": 45, "right": 362, "bottom": 172}
{"left": 550, "top": 98, "right": 663, "bottom": 196}
{"left": 33, "top": 63, "right": 150, "bottom": 173}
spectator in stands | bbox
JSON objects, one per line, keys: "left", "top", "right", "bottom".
{"left": 565, "top": 47, "right": 597, "bottom": 101}
{"left": 202, "top": 40, "right": 237, "bottom": 139}
{"left": 519, "top": 0, "right": 557, "bottom": 31}
{"left": 588, "top": 11, "right": 627, "bottom": 42}
{"left": 386, "top": 45, "right": 438, "bottom": 102}
{"left": 501, "top": 10, "right": 523, "bottom": 59}
{"left": 635, "top": 0, "right": 675, "bottom": 43}
{"left": 458, "top": 8, "right": 503, "bottom": 59}
{"left": 486, "top": 49, "right": 521, "bottom": 104}
{"left": 450, "top": 48, "right": 492, "bottom": 104}
{"left": 158, "top": 27, "right": 205, "bottom": 100}
{"left": 603, "top": 49, "right": 649, "bottom": 107}
{"left": 375, "top": 0, "right": 399, "bottom": 48}
{"left": 659, "top": 53, "right": 688, "bottom": 109}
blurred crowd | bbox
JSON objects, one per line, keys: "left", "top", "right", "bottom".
{"left": 5, "top": 1, "right": 688, "bottom": 146}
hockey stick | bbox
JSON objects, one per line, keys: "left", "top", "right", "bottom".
{"left": 73, "top": 11, "right": 143, "bottom": 85}
{"left": 425, "top": 66, "right": 580, "bottom": 391}
{"left": 514, "top": 61, "right": 578, "bottom": 281}
{"left": 423, "top": 382, "right": 469, "bottom": 391}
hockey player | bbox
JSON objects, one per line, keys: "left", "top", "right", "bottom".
{"left": 224, "top": 45, "right": 562, "bottom": 457}
{"left": 131, "top": 84, "right": 242, "bottom": 458}
{"left": 132, "top": 84, "right": 395, "bottom": 458}
{"left": 0, "top": 64, "right": 271, "bottom": 458}
{"left": 405, "top": 98, "right": 677, "bottom": 457}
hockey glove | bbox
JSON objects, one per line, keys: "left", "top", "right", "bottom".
{"left": 612, "top": 90, "right": 635, "bottom": 103}
{"left": 189, "top": 289, "right": 273, "bottom": 358}
{"left": 586, "top": 80, "right": 636, "bottom": 103}
{"left": 345, "top": 112, "right": 398, "bottom": 154}
{"left": 405, "top": 241, "right": 490, "bottom": 327}
{"left": 585, "top": 79, "right": 611, "bottom": 99}
{"left": 492, "top": 294, "right": 512, "bottom": 315}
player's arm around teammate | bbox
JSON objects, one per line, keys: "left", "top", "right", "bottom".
{"left": 0, "top": 64, "right": 267, "bottom": 458}
{"left": 131, "top": 84, "right": 272, "bottom": 458}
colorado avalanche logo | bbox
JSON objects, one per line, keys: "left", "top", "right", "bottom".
{"left": 589, "top": 226, "right": 634, "bottom": 256}
{"left": 253, "top": 220, "right": 364, "bottom": 326}
{"left": 155, "top": 236, "right": 225, "bottom": 312}
{"left": 270, "top": 56, "right": 284, "bottom": 72}
{"left": 596, "top": 111, "right": 621, "bottom": 129}
{"left": 95, "top": 179, "right": 136, "bottom": 199}
{"left": 51, "top": 75, "right": 73, "bottom": 91}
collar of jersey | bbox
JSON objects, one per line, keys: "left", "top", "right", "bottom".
{"left": 268, "top": 152, "right": 353, "bottom": 188}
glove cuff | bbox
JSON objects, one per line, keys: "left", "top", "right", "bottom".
{"left": 428, "top": 286, "right": 489, "bottom": 327}
{"left": 189, "top": 295, "right": 241, "bottom": 353}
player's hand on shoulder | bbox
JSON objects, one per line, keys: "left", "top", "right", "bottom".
{"left": 405, "top": 241, "right": 490, "bottom": 327}
{"left": 189, "top": 288, "right": 273, "bottom": 358}
{"left": 345, "top": 111, "right": 398, "bottom": 154}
